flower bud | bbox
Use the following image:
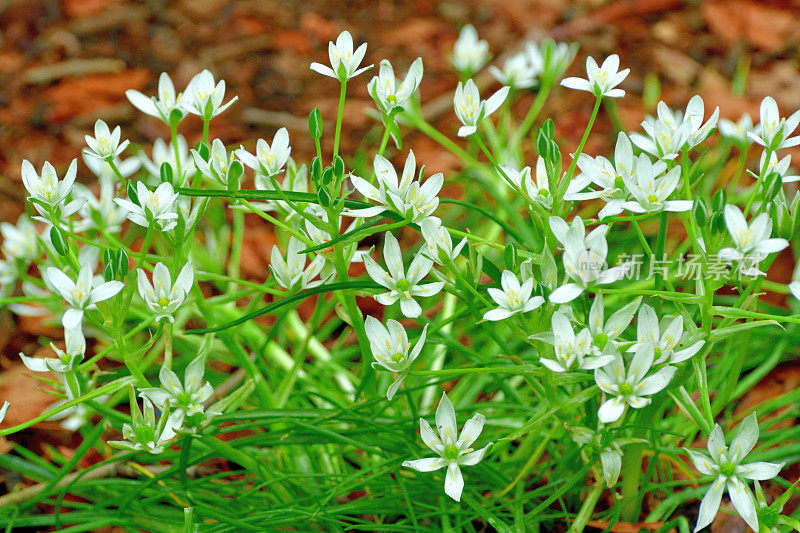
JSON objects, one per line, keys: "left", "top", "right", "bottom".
{"left": 308, "top": 108, "right": 322, "bottom": 140}
{"left": 712, "top": 189, "right": 726, "bottom": 213}
{"left": 50, "top": 226, "right": 69, "bottom": 257}
{"left": 159, "top": 161, "right": 173, "bottom": 184}
{"left": 692, "top": 198, "right": 708, "bottom": 227}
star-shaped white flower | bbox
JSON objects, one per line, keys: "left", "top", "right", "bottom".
{"left": 451, "top": 24, "right": 490, "bottom": 75}
{"left": 685, "top": 413, "right": 783, "bottom": 532}
{"left": 21, "top": 159, "right": 82, "bottom": 220}
{"left": 719, "top": 113, "right": 754, "bottom": 146}
{"left": 310, "top": 30, "right": 372, "bottom": 82}
{"left": 235, "top": 127, "right": 291, "bottom": 178}
{"left": 84, "top": 119, "right": 130, "bottom": 161}
{"left": 137, "top": 262, "right": 194, "bottom": 323}
{"left": 488, "top": 50, "right": 540, "bottom": 89}
{"left": 561, "top": 54, "right": 629, "bottom": 98}
{"left": 595, "top": 346, "right": 675, "bottom": 423}
{"left": 269, "top": 237, "right": 329, "bottom": 291}
{"left": 363, "top": 232, "right": 444, "bottom": 318}
{"left": 483, "top": 270, "right": 544, "bottom": 321}
{"left": 44, "top": 264, "right": 124, "bottom": 329}
{"left": 139, "top": 353, "right": 215, "bottom": 438}
{"left": 453, "top": 79, "right": 509, "bottom": 137}
{"left": 179, "top": 70, "right": 238, "bottom": 121}
{"left": 126, "top": 72, "right": 185, "bottom": 124}
{"left": 345, "top": 151, "right": 443, "bottom": 223}
{"left": 20, "top": 326, "right": 86, "bottom": 374}
{"left": 368, "top": 58, "right": 423, "bottom": 116}
{"left": 402, "top": 392, "right": 491, "bottom": 502}
{"left": 628, "top": 304, "right": 705, "bottom": 364}
{"left": 108, "top": 397, "right": 176, "bottom": 454}
{"left": 548, "top": 216, "right": 630, "bottom": 303}
{"left": 532, "top": 312, "right": 614, "bottom": 372}
{"left": 566, "top": 133, "right": 661, "bottom": 219}
{"left": 115, "top": 182, "right": 180, "bottom": 232}
{"left": 621, "top": 155, "right": 691, "bottom": 214}
{"left": 587, "top": 293, "right": 641, "bottom": 354}
{"left": 718, "top": 205, "right": 789, "bottom": 277}
{"left": 365, "top": 316, "right": 428, "bottom": 400}
{"left": 747, "top": 96, "right": 800, "bottom": 151}
{"left": 420, "top": 218, "right": 467, "bottom": 266}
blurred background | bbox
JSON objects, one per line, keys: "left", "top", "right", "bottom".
{"left": 1, "top": 0, "right": 800, "bottom": 468}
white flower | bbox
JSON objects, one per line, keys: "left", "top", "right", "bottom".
{"left": 365, "top": 316, "right": 428, "bottom": 400}
{"left": 719, "top": 205, "right": 789, "bottom": 277}
{"left": 115, "top": 182, "right": 180, "bottom": 232}
{"left": 718, "top": 113, "right": 754, "bottom": 146}
{"left": 140, "top": 136, "right": 195, "bottom": 186}
{"left": 108, "top": 397, "right": 175, "bottom": 454}
{"left": 621, "top": 155, "right": 691, "bottom": 214}
{"left": 566, "top": 133, "right": 648, "bottom": 218}
{"left": 759, "top": 151, "right": 800, "bottom": 183}
{"left": 595, "top": 346, "right": 676, "bottom": 423}
{"left": 269, "top": 237, "right": 329, "bottom": 291}
{"left": 628, "top": 304, "right": 704, "bottom": 364}
{"left": 587, "top": 293, "right": 640, "bottom": 353}
{"left": 685, "top": 413, "right": 784, "bottom": 532}
{"left": 631, "top": 115, "right": 693, "bottom": 161}
{"left": 180, "top": 69, "right": 238, "bottom": 121}
{"left": 44, "top": 263, "right": 123, "bottom": 329}
{"left": 139, "top": 353, "right": 215, "bottom": 437}
{"left": 650, "top": 96, "right": 720, "bottom": 150}
{"left": 235, "top": 128, "right": 291, "bottom": 178}
{"left": 21, "top": 159, "right": 81, "bottom": 219}
{"left": 561, "top": 54, "right": 629, "bottom": 98}
{"left": 483, "top": 270, "right": 544, "bottom": 321}
{"left": 534, "top": 39, "right": 578, "bottom": 82}
{"left": 1, "top": 215, "right": 39, "bottom": 261}
{"left": 126, "top": 72, "right": 185, "bottom": 124}
{"left": 402, "top": 392, "right": 491, "bottom": 502}
{"left": 20, "top": 326, "right": 85, "bottom": 374}
{"left": 488, "top": 50, "right": 539, "bottom": 89}
{"left": 310, "top": 30, "right": 371, "bottom": 82}
{"left": 192, "top": 139, "right": 236, "bottom": 186}
{"left": 345, "top": 151, "right": 443, "bottom": 223}
{"left": 363, "top": 232, "right": 444, "bottom": 318}
{"left": 420, "top": 218, "right": 467, "bottom": 265}
{"left": 137, "top": 262, "right": 194, "bottom": 322}
{"left": 519, "top": 159, "right": 554, "bottom": 209}
{"left": 533, "top": 312, "right": 614, "bottom": 372}
{"left": 747, "top": 96, "right": 800, "bottom": 151}
{"left": 84, "top": 120, "right": 130, "bottom": 160}
{"left": 548, "top": 216, "right": 630, "bottom": 303}
{"left": 451, "top": 24, "right": 490, "bottom": 75}
{"left": 368, "top": 58, "right": 423, "bottom": 115}
{"left": 453, "top": 79, "right": 509, "bottom": 137}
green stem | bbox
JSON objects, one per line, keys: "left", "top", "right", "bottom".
{"left": 569, "top": 480, "right": 604, "bottom": 533}
{"left": 620, "top": 442, "right": 644, "bottom": 521}
{"left": 164, "top": 321, "right": 173, "bottom": 370}
{"left": 170, "top": 121, "right": 183, "bottom": 183}
{"left": 744, "top": 148, "right": 772, "bottom": 216}
{"left": 333, "top": 81, "right": 347, "bottom": 159}
{"left": 562, "top": 97, "right": 602, "bottom": 187}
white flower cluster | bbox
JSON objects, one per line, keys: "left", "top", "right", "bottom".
{"left": 1, "top": 24, "right": 797, "bottom": 531}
